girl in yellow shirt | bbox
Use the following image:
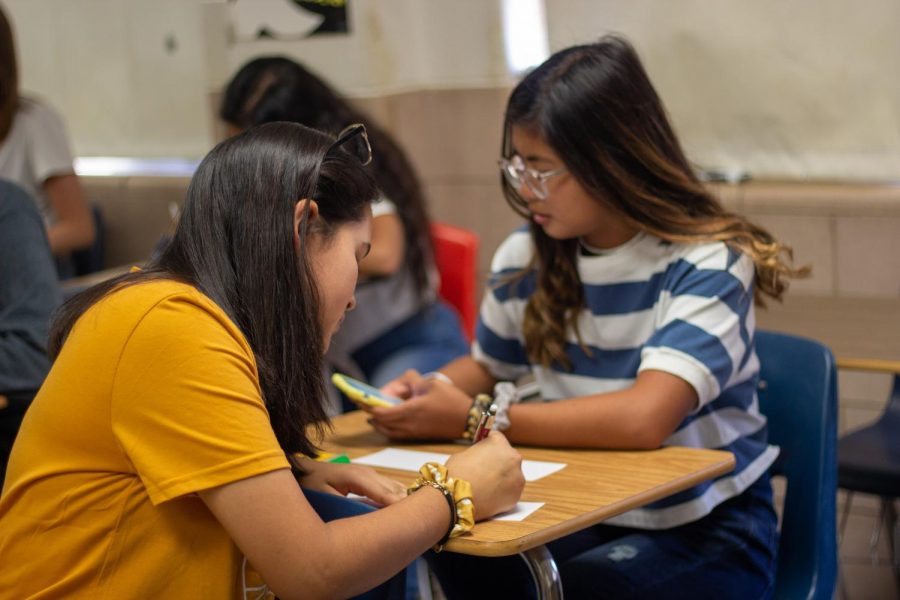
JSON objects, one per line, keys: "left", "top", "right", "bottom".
{"left": 0, "top": 122, "right": 524, "bottom": 599}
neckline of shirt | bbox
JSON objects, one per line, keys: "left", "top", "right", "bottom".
{"left": 579, "top": 231, "right": 648, "bottom": 257}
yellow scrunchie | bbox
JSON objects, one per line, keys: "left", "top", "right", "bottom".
{"left": 409, "top": 462, "right": 475, "bottom": 540}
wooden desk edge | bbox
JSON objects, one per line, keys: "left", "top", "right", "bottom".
{"left": 836, "top": 357, "right": 900, "bottom": 375}
{"left": 443, "top": 453, "right": 736, "bottom": 557}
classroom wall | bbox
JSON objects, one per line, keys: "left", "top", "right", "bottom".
{"left": 10, "top": 0, "right": 898, "bottom": 309}
{"left": 546, "top": 0, "right": 900, "bottom": 181}
{"left": 4, "top": 0, "right": 510, "bottom": 157}
{"left": 7, "top": 0, "right": 900, "bottom": 293}
{"left": 7, "top": 0, "right": 900, "bottom": 182}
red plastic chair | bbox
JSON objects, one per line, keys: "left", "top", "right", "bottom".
{"left": 430, "top": 222, "right": 479, "bottom": 341}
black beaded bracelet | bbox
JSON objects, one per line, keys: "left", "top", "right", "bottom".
{"left": 410, "top": 480, "right": 457, "bottom": 552}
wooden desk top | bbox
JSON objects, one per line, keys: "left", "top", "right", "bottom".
{"left": 320, "top": 411, "right": 735, "bottom": 557}
{"left": 756, "top": 295, "right": 900, "bottom": 373}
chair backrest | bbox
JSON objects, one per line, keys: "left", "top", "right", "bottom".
{"left": 885, "top": 374, "right": 900, "bottom": 420}
{"left": 430, "top": 222, "right": 479, "bottom": 341}
{"left": 755, "top": 330, "right": 838, "bottom": 600}
{"left": 70, "top": 203, "right": 106, "bottom": 277}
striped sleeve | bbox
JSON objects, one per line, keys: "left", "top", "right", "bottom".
{"left": 639, "top": 246, "right": 755, "bottom": 409}
{"left": 472, "top": 230, "right": 533, "bottom": 381}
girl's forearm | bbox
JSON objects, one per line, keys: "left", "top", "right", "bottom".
{"left": 439, "top": 355, "right": 497, "bottom": 396}
{"left": 506, "top": 370, "right": 697, "bottom": 449}
{"left": 203, "top": 470, "right": 451, "bottom": 600}
{"left": 299, "top": 486, "right": 449, "bottom": 599}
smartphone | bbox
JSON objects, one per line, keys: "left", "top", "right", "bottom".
{"left": 331, "top": 373, "right": 402, "bottom": 409}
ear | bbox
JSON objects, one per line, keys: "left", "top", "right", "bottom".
{"left": 292, "top": 199, "right": 320, "bottom": 252}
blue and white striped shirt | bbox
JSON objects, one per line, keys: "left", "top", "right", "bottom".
{"left": 474, "top": 229, "right": 778, "bottom": 529}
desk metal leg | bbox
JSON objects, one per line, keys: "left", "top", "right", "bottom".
{"left": 520, "top": 545, "right": 563, "bottom": 599}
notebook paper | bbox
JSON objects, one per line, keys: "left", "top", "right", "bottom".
{"left": 353, "top": 448, "right": 566, "bottom": 482}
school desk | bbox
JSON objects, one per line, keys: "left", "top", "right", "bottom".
{"left": 320, "top": 410, "right": 735, "bottom": 599}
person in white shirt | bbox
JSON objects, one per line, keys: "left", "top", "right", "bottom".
{"left": 0, "top": 5, "right": 94, "bottom": 259}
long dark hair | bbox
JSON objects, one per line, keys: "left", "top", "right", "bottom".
{"left": 502, "top": 35, "right": 807, "bottom": 368}
{"left": 220, "top": 56, "right": 433, "bottom": 301}
{"left": 0, "top": 4, "right": 18, "bottom": 140}
{"left": 49, "top": 122, "right": 378, "bottom": 463}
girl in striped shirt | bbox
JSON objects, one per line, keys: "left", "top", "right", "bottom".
{"left": 369, "top": 34, "right": 807, "bottom": 599}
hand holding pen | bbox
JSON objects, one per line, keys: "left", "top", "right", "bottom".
{"left": 472, "top": 404, "right": 498, "bottom": 443}
{"left": 468, "top": 389, "right": 498, "bottom": 444}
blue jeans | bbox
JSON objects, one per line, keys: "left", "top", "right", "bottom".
{"left": 303, "top": 489, "right": 408, "bottom": 600}
{"left": 351, "top": 300, "right": 470, "bottom": 388}
{"left": 428, "top": 474, "right": 779, "bottom": 600}
{"left": 0, "top": 390, "right": 36, "bottom": 485}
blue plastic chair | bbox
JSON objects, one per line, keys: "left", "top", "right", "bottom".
{"left": 755, "top": 330, "right": 838, "bottom": 600}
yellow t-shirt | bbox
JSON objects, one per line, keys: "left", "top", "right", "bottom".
{"left": 0, "top": 279, "right": 290, "bottom": 598}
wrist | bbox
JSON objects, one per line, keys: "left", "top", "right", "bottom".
{"left": 423, "top": 371, "right": 453, "bottom": 386}
{"left": 407, "top": 462, "right": 474, "bottom": 552}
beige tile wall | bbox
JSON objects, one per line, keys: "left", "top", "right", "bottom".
{"left": 737, "top": 181, "right": 900, "bottom": 301}
{"left": 83, "top": 175, "right": 188, "bottom": 269}
{"left": 357, "top": 87, "right": 518, "bottom": 285}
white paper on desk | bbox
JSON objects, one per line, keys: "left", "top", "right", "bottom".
{"left": 520, "top": 460, "right": 567, "bottom": 481}
{"left": 353, "top": 448, "right": 566, "bottom": 482}
{"left": 354, "top": 448, "right": 450, "bottom": 471}
{"left": 491, "top": 501, "right": 544, "bottom": 521}
{"left": 345, "top": 493, "right": 543, "bottom": 522}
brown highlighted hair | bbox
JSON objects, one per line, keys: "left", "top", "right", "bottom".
{"left": 0, "top": 5, "right": 19, "bottom": 140}
{"left": 501, "top": 35, "right": 808, "bottom": 369}
{"left": 49, "top": 122, "right": 378, "bottom": 464}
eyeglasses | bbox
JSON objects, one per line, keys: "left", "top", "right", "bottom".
{"left": 329, "top": 123, "right": 373, "bottom": 166}
{"left": 498, "top": 154, "right": 566, "bottom": 200}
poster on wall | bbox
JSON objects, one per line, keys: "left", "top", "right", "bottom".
{"left": 230, "top": 0, "right": 349, "bottom": 41}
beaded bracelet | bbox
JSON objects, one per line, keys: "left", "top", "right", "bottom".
{"left": 409, "top": 480, "right": 457, "bottom": 550}
{"left": 407, "top": 462, "right": 475, "bottom": 552}
{"left": 461, "top": 393, "right": 494, "bottom": 441}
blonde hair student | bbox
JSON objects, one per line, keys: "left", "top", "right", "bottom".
{"left": 368, "top": 35, "right": 806, "bottom": 599}
{"left": 0, "top": 122, "right": 524, "bottom": 599}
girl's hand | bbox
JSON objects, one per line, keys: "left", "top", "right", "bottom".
{"left": 298, "top": 459, "right": 407, "bottom": 506}
{"left": 446, "top": 432, "right": 525, "bottom": 520}
{"left": 378, "top": 369, "right": 427, "bottom": 400}
{"left": 368, "top": 380, "right": 472, "bottom": 440}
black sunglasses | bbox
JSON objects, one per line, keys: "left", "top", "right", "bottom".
{"left": 328, "top": 123, "right": 373, "bottom": 166}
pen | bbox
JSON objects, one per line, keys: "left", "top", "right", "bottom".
{"left": 472, "top": 403, "right": 497, "bottom": 443}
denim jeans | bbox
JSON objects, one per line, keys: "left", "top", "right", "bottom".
{"left": 0, "top": 390, "right": 36, "bottom": 486}
{"left": 303, "top": 489, "right": 408, "bottom": 600}
{"left": 428, "top": 474, "right": 779, "bottom": 600}
{"left": 351, "top": 300, "right": 470, "bottom": 388}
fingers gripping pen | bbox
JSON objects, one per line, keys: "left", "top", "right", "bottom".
{"left": 472, "top": 403, "right": 498, "bottom": 443}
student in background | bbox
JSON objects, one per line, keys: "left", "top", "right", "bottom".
{"left": 0, "top": 180, "right": 60, "bottom": 484}
{"left": 369, "top": 36, "right": 809, "bottom": 599}
{"left": 0, "top": 122, "right": 523, "bottom": 599}
{"left": 220, "top": 57, "right": 469, "bottom": 390}
{"left": 0, "top": 5, "right": 94, "bottom": 266}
